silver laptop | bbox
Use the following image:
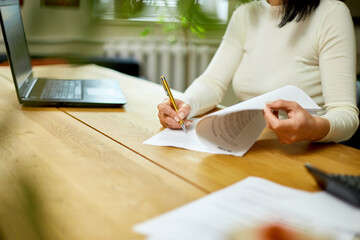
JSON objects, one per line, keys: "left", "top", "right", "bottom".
{"left": 0, "top": 0, "right": 126, "bottom": 107}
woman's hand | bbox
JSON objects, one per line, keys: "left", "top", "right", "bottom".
{"left": 230, "top": 222, "right": 331, "bottom": 240}
{"left": 157, "top": 98, "right": 192, "bottom": 129}
{"left": 263, "top": 100, "right": 330, "bottom": 144}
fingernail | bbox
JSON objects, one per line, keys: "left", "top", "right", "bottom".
{"left": 266, "top": 101, "right": 274, "bottom": 105}
{"left": 179, "top": 112, "right": 185, "bottom": 119}
{"left": 174, "top": 116, "right": 180, "bottom": 122}
{"left": 185, "top": 121, "right": 192, "bottom": 126}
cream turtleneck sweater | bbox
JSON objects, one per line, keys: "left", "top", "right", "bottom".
{"left": 181, "top": 0, "right": 359, "bottom": 142}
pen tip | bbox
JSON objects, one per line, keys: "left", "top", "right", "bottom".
{"left": 181, "top": 124, "right": 187, "bottom": 133}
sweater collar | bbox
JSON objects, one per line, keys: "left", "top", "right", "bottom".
{"left": 260, "top": 0, "right": 283, "bottom": 18}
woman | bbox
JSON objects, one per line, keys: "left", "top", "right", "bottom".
{"left": 157, "top": 0, "right": 359, "bottom": 144}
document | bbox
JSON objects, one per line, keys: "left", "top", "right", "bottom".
{"left": 143, "top": 118, "right": 226, "bottom": 155}
{"left": 144, "top": 85, "right": 321, "bottom": 156}
{"left": 134, "top": 177, "right": 360, "bottom": 240}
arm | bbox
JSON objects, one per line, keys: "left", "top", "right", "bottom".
{"left": 316, "top": 2, "right": 359, "bottom": 142}
{"left": 180, "top": 6, "right": 247, "bottom": 118}
{"left": 264, "top": 2, "right": 359, "bottom": 144}
{"left": 157, "top": 6, "right": 247, "bottom": 128}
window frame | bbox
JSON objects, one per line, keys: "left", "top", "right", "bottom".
{"left": 92, "top": 0, "right": 230, "bottom": 26}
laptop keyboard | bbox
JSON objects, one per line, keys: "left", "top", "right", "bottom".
{"left": 41, "top": 80, "right": 82, "bottom": 100}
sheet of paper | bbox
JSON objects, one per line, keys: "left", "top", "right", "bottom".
{"left": 196, "top": 110, "right": 266, "bottom": 155}
{"left": 134, "top": 177, "right": 360, "bottom": 240}
{"left": 195, "top": 85, "right": 321, "bottom": 155}
{"left": 143, "top": 119, "right": 238, "bottom": 155}
{"left": 144, "top": 85, "right": 321, "bottom": 156}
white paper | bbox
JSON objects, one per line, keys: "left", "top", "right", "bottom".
{"left": 195, "top": 85, "right": 321, "bottom": 155}
{"left": 134, "top": 177, "right": 360, "bottom": 240}
{"left": 145, "top": 85, "right": 321, "bottom": 156}
{"left": 143, "top": 119, "right": 233, "bottom": 155}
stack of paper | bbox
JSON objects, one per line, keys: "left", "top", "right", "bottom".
{"left": 144, "top": 85, "right": 321, "bottom": 156}
{"left": 134, "top": 177, "right": 360, "bottom": 240}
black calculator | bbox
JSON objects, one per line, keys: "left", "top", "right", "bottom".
{"left": 305, "top": 163, "right": 360, "bottom": 207}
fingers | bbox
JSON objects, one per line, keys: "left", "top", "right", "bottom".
{"left": 263, "top": 105, "right": 280, "bottom": 129}
{"left": 266, "top": 99, "right": 300, "bottom": 112}
{"left": 264, "top": 99, "right": 320, "bottom": 143}
{"left": 157, "top": 99, "right": 191, "bottom": 129}
{"left": 264, "top": 100, "right": 301, "bottom": 129}
{"left": 264, "top": 107, "right": 295, "bottom": 130}
{"left": 157, "top": 99, "right": 179, "bottom": 119}
{"left": 165, "top": 115, "right": 183, "bottom": 129}
{"left": 177, "top": 102, "right": 191, "bottom": 120}
{"left": 264, "top": 100, "right": 299, "bottom": 144}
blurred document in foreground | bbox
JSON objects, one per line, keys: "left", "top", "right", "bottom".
{"left": 144, "top": 85, "right": 321, "bottom": 156}
{"left": 134, "top": 177, "right": 360, "bottom": 240}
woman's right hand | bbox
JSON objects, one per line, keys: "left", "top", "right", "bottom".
{"left": 157, "top": 98, "right": 192, "bottom": 129}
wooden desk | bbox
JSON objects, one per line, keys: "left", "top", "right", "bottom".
{"left": 0, "top": 66, "right": 205, "bottom": 240}
{"left": 50, "top": 65, "right": 360, "bottom": 192}
{"left": 0, "top": 64, "right": 359, "bottom": 240}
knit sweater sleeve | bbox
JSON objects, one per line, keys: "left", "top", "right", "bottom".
{"left": 316, "top": 1, "right": 359, "bottom": 142}
{"left": 180, "top": 6, "right": 246, "bottom": 118}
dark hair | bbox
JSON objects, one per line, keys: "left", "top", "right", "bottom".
{"left": 279, "top": 0, "right": 320, "bottom": 27}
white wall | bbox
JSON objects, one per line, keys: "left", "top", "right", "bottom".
{"left": 1, "top": 1, "right": 358, "bottom": 63}
{"left": 0, "top": 0, "right": 224, "bottom": 57}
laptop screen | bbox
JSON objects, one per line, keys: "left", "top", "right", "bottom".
{"left": 0, "top": 3, "right": 32, "bottom": 91}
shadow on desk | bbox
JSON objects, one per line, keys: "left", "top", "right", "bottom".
{"left": 57, "top": 107, "right": 126, "bottom": 113}
{"left": 21, "top": 107, "right": 62, "bottom": 112}
{"left": 253, "top": 129, "right": 319, "bottom": 156}
{"left": 0, "top": 55, "right": 140, "bottom": 77}
{"left": 254, "top": 139, "right": 321, "bottom": 155}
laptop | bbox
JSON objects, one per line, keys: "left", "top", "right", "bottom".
{"left": 0, "top": 0, "right": 126, "bottom": 107}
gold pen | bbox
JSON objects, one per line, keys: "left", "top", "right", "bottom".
{"left": 160, "top": 76, "right": 186, "bottom": 133}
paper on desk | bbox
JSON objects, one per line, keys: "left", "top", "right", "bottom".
{"left": 143, "top": 119, "right": 229, "bottom": 155}
{"left": 145, "top": 85, "right": 321, "bottom": 156}
{"left": 134, "top": 177, "right": 360, "bottom": 240}
{"left": 195, "top": 85, "right": 321, "bottom": 155}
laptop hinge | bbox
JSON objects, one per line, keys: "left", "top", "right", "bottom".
{"left": 19, "top": 71, "right": 37, "bottom": 98}
{"left": 24, "top": 77, "right": 38, "bottom": 98}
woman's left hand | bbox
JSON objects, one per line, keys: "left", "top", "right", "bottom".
{"left": 263, "top": 100, "right": 330, "bottom": 144}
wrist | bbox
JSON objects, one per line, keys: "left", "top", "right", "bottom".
{"left": 311, "top": 116, "right": 330, "bottom": 141}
